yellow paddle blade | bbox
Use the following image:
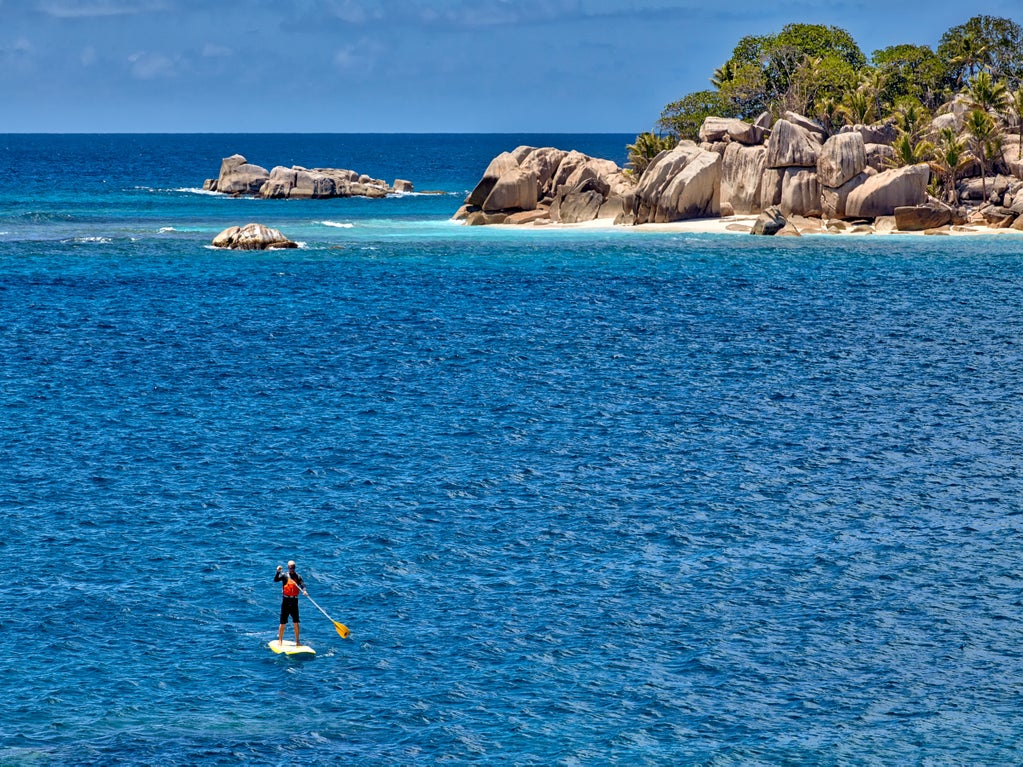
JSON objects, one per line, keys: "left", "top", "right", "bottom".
{"left": 334, "top": 621, "right": 350, "bottom": 639}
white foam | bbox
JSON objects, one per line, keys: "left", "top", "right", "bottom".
{"left": 320, "top": 221, "right": 355, "bottom": 229}
{"left": 174, "top": 187, "right": 225, "bottom": 196}
{"left": 158, "top": 227, "right": 177, "bottom": 233}
{"left": 67, "top": 236, "right": 113, "bottom": 245}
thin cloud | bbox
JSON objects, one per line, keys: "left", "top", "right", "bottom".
{"left": 37, "top": 0, "right": 167, "bottom": 19}
{"left": 127, "top": 50, "right": 177, "bottom": 79}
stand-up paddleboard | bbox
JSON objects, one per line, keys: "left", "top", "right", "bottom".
{"left": 269, "top": 639, "right": 315, "bottom": 656}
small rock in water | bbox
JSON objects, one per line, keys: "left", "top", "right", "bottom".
{"left": 212, "top": 223, "right": 298, "bottom": 250}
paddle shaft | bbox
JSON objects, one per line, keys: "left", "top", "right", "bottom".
{"left": 304, "top": 593, "right": 350, "bottom": 638}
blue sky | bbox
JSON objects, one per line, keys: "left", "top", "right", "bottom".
{"left": 1, "top": 0, "right": 1019, "bottom": 132}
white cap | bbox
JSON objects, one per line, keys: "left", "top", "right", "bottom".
{"left": 288, "top": 560, "right": 295, "bottom": 567}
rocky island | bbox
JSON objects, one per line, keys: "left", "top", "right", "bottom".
{"left": 457, "top": 15, "right": 1023, "bottom": 236}
{"left": 204, "top": 154, "right": 413, "bottom": 199}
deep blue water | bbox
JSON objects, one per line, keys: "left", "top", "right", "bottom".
{"left": 2, "top": 134, "right": 1023, "bottom": 766}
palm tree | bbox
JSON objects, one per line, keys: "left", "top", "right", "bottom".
{"left": 861, "top": 68, "right": 887, "bottom": 123}
{"left": 887, "top": 132, "right": 935, "bottom": 167}
{"left": 928, "top": 127, "right": 970, "bottom": 204}
{"left": 625, "top": 132, "right": 677, "bottom": 178}
{"left": 964, "top": 108, "right": 1002, "bottom": 200}
{"left": 966, "top": 70, "right": 1008, "bottom": 114}
{"left": 838, "top": 90, "right": 874, "bottom": 126}
{"left": 711, "top": 61, "right": 735, "bottom": 89}
{"left": 892, "top": 99, "right": 931, "bottom": 142}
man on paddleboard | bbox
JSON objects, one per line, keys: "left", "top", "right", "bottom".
{"left": 275, "top": 560, "right": 308, "bottom": 645}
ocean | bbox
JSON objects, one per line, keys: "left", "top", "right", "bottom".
{"left": 2, "top": 134, "right": 1022, "bottom": 766}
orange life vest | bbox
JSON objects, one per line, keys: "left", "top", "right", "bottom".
{"left": 282, "top": 580, "right": 299, "bottom": 597}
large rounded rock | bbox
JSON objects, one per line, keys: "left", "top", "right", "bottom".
{"left": 783, "top": 111, "right": 827, "bottom": 140}
{"left": 519, "top": 147, "right": 568, "bottom": 199}
{"left": 483, "top": 168, "right": 538, "bottom": 212}
{"left": 700, "top": 117, "right": 765, "bottom": 146}
{"left": 765, "top": 119, "right": 821, "bottom": 169}
{"left": 720, "top": 143, "right": 766, "bottom": 216}
{"left": 212, "top": 223, "right": 298, "bottom": 250}
{"left": 894, "top": 203, "right": 953, "bottom": 231}
{"left": 818, "top": 133, "right": 866, "bottom": 188}
{"left": 779, "top": 168, "right": 822, "bottom": 217}
{"left": 821, "top": 172, "right": 869, "bottom": 219}
{"left": 216, "top": 154, "right": 270, "bottom": 195}
{"left": 845, "top": 165, "right": 930, "bottom": 218}
{"left": 289, "top": 169, "right": 337, "bottom": 199}
{"left": 633, "top": 142, "right": 721, "bottom": 223}
{"left": 465, "top": 152, "right": 520, "bottom": 207}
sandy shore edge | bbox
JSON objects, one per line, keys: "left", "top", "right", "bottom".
{"left": 507, "top": 215, "right": 1023, "bottom": 236}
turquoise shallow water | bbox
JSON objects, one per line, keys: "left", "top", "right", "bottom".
{"left": 2, "top": 135, "right": 1023, "bottom": 765}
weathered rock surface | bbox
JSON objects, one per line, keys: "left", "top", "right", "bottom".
{"left": 483, "top": 167, "right": 538, "bottom": 212}
{"left": 960, "top": 174, "right": 1014, "bottom": 202}
{"left": 519, "top": 147, "right": 569, "bottom": 199}
{"left": 720, "top": 143, "right": 766, "bottom": 216}
{"left": 212, "top": 223, "right": 298, "bottom": 250}
{"left": 699, "top": 117, "right": 765, "bottom": 146}
{"left": 460, "top": 146, "right": 628, "bottom": 225}
{"left": 818, "top": 133, "right": 866, "bottom": 189}
{"left": 765, "top": 119, "right": 821, "bottom": 169}
{"left": 841, "top": 121, "right": 899, "bottom": 146}
{"left": 821, "top": 172, "right": 870, "bottom": 219}
{"left": 205, "top": 154, "right": 404, "bottom": 199}
{"left": 212, "top": 154, "right": 270, "bottom": 195}
{"left": 779, "top": 168, "right": 821, "bottom": 217}
{"left": 783, "top": 111, "right": 827, "bottom": 140}
{"left": 894, "top": 203, "right": 953, "bottom": 231}
{"left": 751, "top": 206, "right": 787, "bottom": 235}
{"left": 551, "top": 178, "right": 605, "bottom": 224}
{"left": 845, "top": 164, "right": 930, "bottom": 218}
{"left": 466, "top": 152, "right": 520, "bottom": 207}
{"left": 632, "top": 142, "right": 721, "bottom": 224}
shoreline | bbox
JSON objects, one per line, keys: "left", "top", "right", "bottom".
{"left": 501, "top": 214, "right": 1023, "bottom": 237}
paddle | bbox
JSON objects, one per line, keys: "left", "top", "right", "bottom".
{"left": 304, "top": 593, "right": 350, "bottom": 639}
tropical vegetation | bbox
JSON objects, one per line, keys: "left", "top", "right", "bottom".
{"left": 638, "top": 14, "right": 1023, "bottom": 190}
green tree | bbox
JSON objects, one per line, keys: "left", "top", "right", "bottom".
{"left": 871, "top": 44, "right": 951, "bottom": 110}
{"left": 719, "top": 23, "right": 866, "bottom": 116}
{"left": 717, "top": 62, "right": 770, "bottom": 117}
{"left": 938, "top": 16, "right": 1023, "bottom": 87}
{"left": 775, "top": 23, "right": 867, "bottom": 68}
{"left": 964, "top": 108, "right": 1002, "bottom": 200}
{"left": 784, "top": 54, "right": 859, "bottom": 118}
{"left": 656, "top": 90, "right": 736, "bottom": 141}
{"left": 625, "top": 132, "right": 677, "bottom": 177}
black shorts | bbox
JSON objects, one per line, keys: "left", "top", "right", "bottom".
{"left": 279, "top": 596, "right": 300, "bottom": 624}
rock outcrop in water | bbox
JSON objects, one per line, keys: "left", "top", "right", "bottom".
{"left": 204, "top": 154, "right": 413, "bottom": 199}
{"left": 212, "top": 223, "right": 298, "bottom": 250}
{"left": 453, "top": 146, "right": 632, "bottom": 226}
